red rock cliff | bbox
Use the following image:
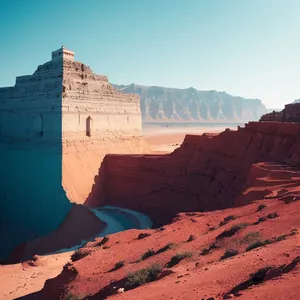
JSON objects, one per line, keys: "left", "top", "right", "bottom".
{"left": 89, "top": 122, "right": 300, "bottom": 225}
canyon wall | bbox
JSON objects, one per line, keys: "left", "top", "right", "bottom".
{"left": 92, "top": 122, "right": 300, "bottom": 226}
{"left": 113, "top": 83, "right": 267, "bottom": 123}
{"left": 0, "top": 47, "right": 147, "bottom": 259}
{"left": 260, "top": 102, "right": 300, "bottom": 122}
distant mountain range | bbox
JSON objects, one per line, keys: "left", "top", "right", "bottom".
{"left": 113, "top": 83, "right": 267, "bottom": 123}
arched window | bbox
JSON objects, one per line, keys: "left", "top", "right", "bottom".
{"left": 86, "top": 116, "right": 92, "bottom": 137}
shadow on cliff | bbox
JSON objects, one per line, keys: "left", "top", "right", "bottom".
{"left": 0, "top": 121, "right": 72, "bottom": 262}
{"left": 84, "top": 152, "right": 207, "bottom": 227}
{"left": 0, "top": 66, "right": 72, "bottom": 261}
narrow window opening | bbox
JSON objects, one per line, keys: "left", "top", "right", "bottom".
{"left": 86, "top": 116, "right": 92, "bottom": 137}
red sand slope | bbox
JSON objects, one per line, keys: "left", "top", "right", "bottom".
{"left": 37, "top": 160, "right": 300, "bottom": 300}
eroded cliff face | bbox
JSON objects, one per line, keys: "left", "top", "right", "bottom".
{"left": 93, "top": 122, "right": 300, "bottom": 225}
{"left": 114, "top": 84, "right": 267, "bottom": 123}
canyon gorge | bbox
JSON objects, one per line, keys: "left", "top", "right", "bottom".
{"left": 30, "top": 114, "right": 300, "bottom": 300}
{"left": 0, "top": 47, "right": 299, "bottom": 300}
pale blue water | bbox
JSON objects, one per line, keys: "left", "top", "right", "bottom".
{"left": 46, "top": 205, "right": 153, "bottom": 254}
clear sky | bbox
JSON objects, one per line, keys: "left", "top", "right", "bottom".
{"left": 1, "top": 0, "right": 300, "bottom": 108}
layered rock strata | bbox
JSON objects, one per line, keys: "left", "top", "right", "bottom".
{"left": 260, "top": 102, "right": 300, "bottom": 122}
{"left": 61, "top": 51, "right": 148, "bottom": 203}
{"left": 114, "top": 83, "right": 267, "bottom": 123}
{"left": 0, "top": 47, "right": 147, "bottom": 259}
{"left": 92, "top": 122, "right": 300, "bottom": 225}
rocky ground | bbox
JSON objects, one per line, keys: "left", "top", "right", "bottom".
{"left": 37, "top": 198, "right": 300, "bottom": 300}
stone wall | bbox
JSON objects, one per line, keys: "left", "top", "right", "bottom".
{"left": 0, "top": 47, "right": 147, "bottom": 259}
{"left": 62, "top": 59, "right": 142, "bottom": 142}
{"left": 61, "top": 54, "right": 148, "bottom": 203}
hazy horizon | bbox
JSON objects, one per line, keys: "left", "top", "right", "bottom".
{"left": 1, "top": 0, "right": 300, "bottom": 109}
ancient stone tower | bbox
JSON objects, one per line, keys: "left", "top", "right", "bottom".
{"left": 0, "top": 47, "right": 146, "bottom": 259}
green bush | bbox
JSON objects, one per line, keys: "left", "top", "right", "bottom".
{"left": 125, "top": 264, "right": 162, "bottom": 289}
{"left": 253, "top": 217, "right": 267, "bottom": 225}
{"left": 138, "top": 233, "right": 151, "bottom": 240}
{"left": 290, "top": 229, "right": 298, "bottom": 235}
{"left": 275, "top": 235, "right": 288, "bottom": 242}
{"left": 71, "top": 249, "right": 91, "bottom": 262}
{"left": 95, "top": 236, "right": 109, "bottom": 247}
{"left": 186, "top": 234, "right": 196, "bottom": 242}
{"left": 267, "top": 212, "right": 279, "bottom": 219}
{"left": 239, "top": 231, "right": 261, "bottom": 244}
{"left": 257, "top": 204, "right": 266, "bottom": 211}
{"left": 220, "top": 249, "right": 238, "bottom": 260}
{"left": 141, "top": 249, "right": 155, "bottom": 260}
{"left": 216, "top": 223, "right": 249, "bottom": 239}
{"left": 110, "top": 260, "right": 125, "bottom": 271}
{"left": 167, "top": 252, "right": 192, "bottom": 268}
{"left": 219, "top": 215, "right": 236, "bottom": 226}
{"left": 200, "top": 248, "right": 210, "bottom": 256}
{"left": 250, "top": 266, "right": 273, "bottom": 283}
{"left": 65, "top": 293, "right": 85, "bottom": 300}
{"left": 246, "top": 240, "right": 271, "bottom": 252}
{"left": 156, "top": 243, "right": 174, "bottom": 254}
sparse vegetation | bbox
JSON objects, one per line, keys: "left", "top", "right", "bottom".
{"left": 71, "top": 249, "right": 91, "bottom": 262}
{"left": 267, "top": 212, "right": 279, "bottom": 219}
{"left": 110, "top": 261, "right": 125, "bottom": 272}
{"left": 275, "top": 235, "right": 288, "bottom": 242}
{"left": 187, "top": 234, "right": 197, "bottom": 242}
{"left": 216, "top": 223, "right": 249, "bottom": 239}
{"left": 95, "top": 236, "right": 109, "bottom": 247}
{"left": 141, "top": 249, "right": 155, "bottom": 260}
{"left": 65, "top": 293, "right": 85, "bottom": 300}
{"left": 250, "top": 266, "right": 273, "bottom": 283}
{"left": 156, "top": 243, "right": 174, "bottom": 254}
{"left": 246, "top": 240, "right": 271, "bottom": 251}
{"left": 253, "top": 217, "right": 267, "bottom": 225}
{"left": 290, "top": 229, "right": 298, "bottom": 235}
{"left": 251, "top": 212, "right": 279, "bottom": 225}
{"left": 200, "top": 248, "right": 210, "bottom": 256}
{"left": 257, "top": 204, "right": 266, "bottom": 211}
{"left": 219, "top": 215, "right": 236, "bottom": 226}
{"left": 246, "top": 230, "right": 297, "bottom": 252}
{"left": 220, "top": 249, "right": 238, "bottom": 260}
{"left": 125, "top": 264, "right": 162, "bottom": 289}
{"left": 200, "top": 243, "right": 220, "bottom": 256}
{"left": 63, "top": 263, "right": 79, "bottom": 276}
{"left": 239, "top": 231, "right": 261, "bottom": 244}
{"left": 167, "top": 252, "right": 192, "bottom": 268}
{"left": 138, "top": 233, "right": 151, "bottom": 240}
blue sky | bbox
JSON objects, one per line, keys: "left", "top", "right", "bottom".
{"left": 1, "top": 0, "right": 300, "bottom": 108}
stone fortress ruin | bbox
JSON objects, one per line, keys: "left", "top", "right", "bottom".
{"left": 0, "top": 47, "right": 147, "bottom": 259}
{"left": 0, "top": 46, "right": 143, "bottom": 147}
